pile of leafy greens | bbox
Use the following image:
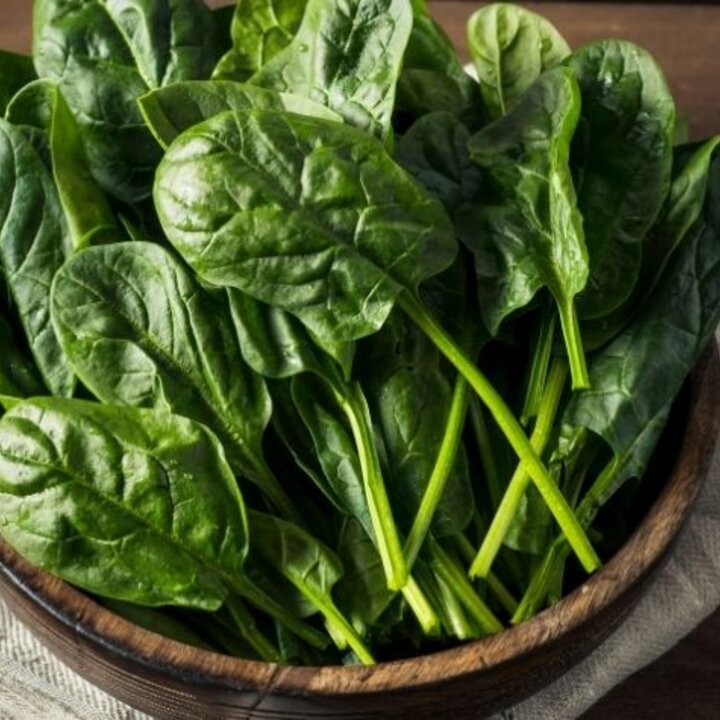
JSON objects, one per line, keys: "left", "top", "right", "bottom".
{"left": 0, "top": 0, "right": 717, "bottom": 666}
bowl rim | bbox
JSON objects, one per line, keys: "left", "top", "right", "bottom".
{"left": 0, "top": 345, "right": 718, "bottom": 699}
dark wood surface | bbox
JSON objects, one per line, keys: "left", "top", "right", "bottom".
{"left": 2, "top": 2, "right": 720, "bottom": 718}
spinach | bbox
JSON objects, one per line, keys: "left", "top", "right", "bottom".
{"left": 0, "top": 0, "right": 716, "bottom": 668}
{"left": 0, "top": 118, "right": 75, "bottom": 397}
{"left": 33, "top": 0, "right": 219, "bottom": 202}
{"left": 213, "top": 0, "right": 308, "bottom": 82}
{"left": 51, "top": 242, "right": 297, "bottom": 521}
{"left": 8, "top": 80, "right": 122, "bottom": 249}
{"left": 139, "top": 80, "right": 341, "bottom": 150}
{"left": 155, "top": 106, "right": 600, "bottom": 575}
{"left": 568, "top": 40, "right": 676, "bottom": 319}
{"left": 250, "top": 0, "right": 412, "bottom": 140}
{"left": 468, "top": 3, "right": 569, "bottom": 120}
{"left": 0, "top": 50, "right": 36, "bottom": 115}
{"left": 460, "top": 67, "right": 590, "bottom": 389}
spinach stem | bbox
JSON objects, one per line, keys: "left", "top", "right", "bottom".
{"left": 470, "top": 399, "right": 503, "bottom": 508}
{"left": 470, "top": 358, "right": 568, "bottom": 579}
{"left": 232, "top": 577, "right": 329, "bottom": 649}
{"left": 226, "top": 596, "right": 282, "bottom": 663}
{"left": 399, "top": 293, "right": 600, "bottom": 574}
{"left": 454, "top": 534, "right": 518, "bottom": 615}
{"left": 334, "top": 383, "right": 409, "bottom": 591}
{"left": 521, "top": 309, "right": 556, "bottom": 424}
{"left": 435, "top": 572, "right": 478, "bottom": 640}
{"left": 405, "top": 375, "right": 471, "bottom": 569}
{"left": 428, "top": 538, "right": 504, "bottom": 634}
{"left": 401, "top": 576, "right": 441, "bottom": 635}
{"left": 512, "top": 457, "right": 619, "bottom": 623}
{"left": 294, "top": 578, "right": 375, "bottom": 665}
{"left": 557, "top": 299, "right": 590, "bottom": 390}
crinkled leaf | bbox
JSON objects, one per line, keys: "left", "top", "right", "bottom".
{"left": 0, "top": 398, "right": 248, "bottom": 610}
{"left": 0, "top": 119, "right": 74, "bottom": 396}
{"left": 568, "top": 40, "right": 676, "bottom": 319}
{"left": 566, "top": 152, "right": 720, "bottom": 503}
{"left": 249, "top": 0, "right": 412, "bottom": 140}
{"left": 468, "top": 3, "right": 569, "bottom": 119}
{"left": 460, "top": 68, "right": 588, "bottom": 346}
{"left": 155, "top": 109, "right": 457, "bottom": 344}
{"left": 213, "top": 0, "right": 308, "bottom": 82}
{"left": 51, "top": 242, "right": 273, "bottom": 486}
{"left": 33, "top": 0, "right": 219, "bottom": 202}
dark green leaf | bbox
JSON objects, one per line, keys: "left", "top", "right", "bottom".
{"left": 396, "top": 112, "right": 481, "bottom": 213}
{"left": 33, "top": 0, "right": 219, "bottom": 202}
{"left": 467, "top": 3, "right": 569, "bottom": 120}
{"left": 249, "top": 0, "right": 412, "bottom": 140}
{"left": 568, "top": 40, "right": 676, "bottom": 319}
{"left": 213, "top": 0, "right": 308, "bottom": 82}
{"left": 460, "top": 67, "right": 588, "bottom": 385}
{"left": 139, "top": 80, "right": 341, "bottom": 150}
{"left": 0, "top": 118, "right": 74, "bottom": 396}
{"left": 50, "top": 242, "right": 285, "bottom": 510}
{"left": 155, "top": 109, "right": 457, "bottom": 345}
{"left": 0, "top": 50, "right": 36, "bottom": 115}
{"left": 0, "top": 313, "right": 46, "bottom": 399}
{"left": 0, "top": 398, "right": 247, "bottom": 610}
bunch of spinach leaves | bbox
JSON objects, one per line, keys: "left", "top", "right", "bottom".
{"left": 0, "top": 0, "right": 717, "bottom": 666}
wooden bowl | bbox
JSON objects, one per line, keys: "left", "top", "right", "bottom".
{"left": 0, "top": 346, "right": 718, "bottom": 720}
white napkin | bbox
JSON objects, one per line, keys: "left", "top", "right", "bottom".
{"left": 1, "top": 376, "right": 719, "bottom": 720}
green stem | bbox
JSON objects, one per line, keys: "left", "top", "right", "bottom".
{"left": 557, "top": 298, "right": 590, "bottom": 391}
{"left": 231, "top": 577, "right": 328, "bottom": 650}
{"left": 470, "top": 359, "right": 568, "bottom": 579}
{"left": 470, "top": 399, "right": 503, "bottom": 508}
{"left": 226, "top": 597, "right": 282, "bottom": 663}
{"left": 428, "top": 538, "right": 504, "bottom": 634}
{"left": 512, "top": 457, "right": 619, "bottom": 624}
{"left": 405, "top": 376, "right": 471, "bottom": 569}
{"left": 334, "top": 383, "right": 408, "bottom": 591}
{"left": 454, "top": 534, "right": 518, "bottom": 615}
{"left": 294, "top": 579, "right": 375, "bottom": 665}
{"left": 400, "top": 293, "right": 600, "bottom": 575}
{"left": 401, "top": 576, "right": 441, "bottom": 636}
{"left": 521, "top": 309, "right": 557, "bottom": 424}
{"left": 435, "top": 572, "right": 478, "bottom": 640}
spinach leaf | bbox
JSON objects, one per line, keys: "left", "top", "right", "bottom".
{"left": 566, "top": 152, "right": 720, "bottom": 497}
{"left": 249, "top": 0, "right": 412, "bottom": 140}
{"left": 0, "top": 398, "right": 247, "bottom": 610}
{"left": 247, "top": 509, "right": 375, "bottom": 664}
{"left": 0, "top": 314, "right": 46, "bottom": 399}
{"left": 228, "top": 290, "right": 353, "bottom": 382}
{"left": 213, "top": 0, "right": 308, "bottom": 82}
{"left": 468, "top": 3, "right": 569, "bottom": 120}
{"left": 33, "top": 0, "right": 219, "bottom": 202}
{"left": 584, "top": 138, "right": 720, "bottom": 349}
{"left": 395, "top": 111, "right": 482, "bottom": 213}
{"left": 139, "top": 80, "right": 341, "bottom": 150}
{"left": 155, "top": 108, "right": 457, "bottom": 345}
{"left": 51, "top": 242, "right": 295, "bottom": 521}
{"left": 0, "top": 119, "right": 74, "bottom": 396}
{"left": 0, "top": 50, "right": 36, "bottom": 115}
{"left": 8, "top": 80, "right": 122, "bottom": 249}
{"left": 460, "top": 67, "right": 590, "bottom": 389}
{"left": 568, "top": 40, "right": 676, "bottom": 319}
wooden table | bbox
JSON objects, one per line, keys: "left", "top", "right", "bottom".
{"left": 2, "top": 1, "right": 720, "bottom": 718}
